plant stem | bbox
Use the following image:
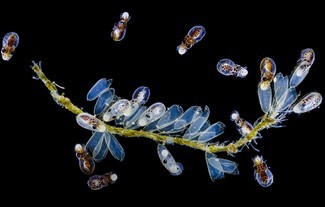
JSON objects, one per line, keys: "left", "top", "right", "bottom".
{"left": 31, "top": 62, "right": 276, "bottom": 154}
{"left": 31, "top": 62, "right": 83, "bottom": 115}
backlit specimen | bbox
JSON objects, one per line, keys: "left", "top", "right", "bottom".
{"left": 1, "top": 32, "right": 19, "bottom": 61}
{"left": 253, "top": 156, "right": 273, "bottom": 187}
{"left": 87, "top": 172, "right": 118, "bottom": 190}
{"left": 74, "top": 144, "right": 95, "bottom": 174}
{"left": 111, "top": 12, "right": 131, "bottom": 41}
{"left": 157, "top": 144, "right": 183, "bottom": 176}
{"left": 177, "top": 25, "right": 206, "bottom": 55}
{"left": 216, "top": 59, "right": 248, "bottom": 78}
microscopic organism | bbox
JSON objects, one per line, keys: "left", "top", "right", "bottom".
{"left": 1, "top": 32, "right": 19, "bottom": 61}
{"left": 177, "top": 25, "right": 205, "bottom": 55}
{"left": 75, "top": 143, "right": 95, "bottom": 174}
{"left": 157, "top": 143, "right": 183, "bottom": 176}
{"left": 216, "top": 59, "right": 248, "bottom": 78}
{"left": 253, "top": 155, "right": 273, "bottom": 187}
{"left": 111, "top": 12, "right": 131, "bottom": 41}
{"left": 87, "top": 172, "right": 118, "bottom": 190}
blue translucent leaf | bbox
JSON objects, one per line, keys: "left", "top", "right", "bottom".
{"left": 184, "top": 119, "right": 211, "bottom": 140}
{"left": 273, "top": 73, "right": 288, "bottom": 103}
{"left": 85, "top": 131, "right": 108, "bottom": 162}
{"left": 158, "top": 123, "right": 185, "bottom": 134}
{"left": 275, "top": 87, "right": 298, "bottom": 112}
{"left": 86, "top": 131, "right": 103, "bottom": 152}
{"left": 103, "top": 99, "right": 130, "bottom": 122}
{"left": 158, "top": 124, "right": 175, "bottom": 134}
{"left": 87, "top": 78, "right": 112, "bottom": 101}
{"left": 123, "top": 100, "right": 140, "bottom": 118}
{"left": 157, "top": 144, "right": 183, "bottom": 176}
{"left": 198, "top": 121, "right": 225, "bottom": 143}
{"left": 92, "top": 135, "right": 109, "bottom": 162}
{"left": 132, "top": 86, "right": 150, "bottom": 105}
{"left": 85, "top": 131, "right": 124, "bottom": 162}
{"left": 137, "top": 102, "right": 166, "bottom": 127}
{"left": 289, "top": 62, "right": 312, "bottom": 88}
{"left": 105, "top": 131, "right": 125, "bottom": 161}
{"left": 143, "top": 119, "right": 159, "bottom": 132}
{"left": 184, "top": 106, "right": 210, "bottom": 139}
{"left": 156, "top": 105, "right": 183, "bottom": 129}
{"left": 258, "top": 81, "right": 272, "bottom": 113}
{"left": 218, "top": 158, "right": 239, "bottom": 175}
{"left": 198, "top": 120, "right": 210, "bottom": 132}
{"left": 94, "top": 88, "right": 115, "bottom": 115}
{"left": 205, "top": 153, "right": 239, "bottom": 181}
{"left": 173, "top": 106, "right": 203, "bottom": 130}
{"left": 124, "top": 106, "right": 147, "bottom": 129}
{"left": 205, "top": 153, "right": 224, "bottom": 181}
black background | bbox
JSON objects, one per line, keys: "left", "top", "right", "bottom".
{"left": 1, "top": 0, "right": 324, "bottom": 201}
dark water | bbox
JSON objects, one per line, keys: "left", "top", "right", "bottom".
{"left": 1, "top": 0, "right": 323, "bottom": 202}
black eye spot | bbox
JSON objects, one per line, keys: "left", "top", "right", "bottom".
{"left": 163, "top": 159, "right": 167, "bottom": 164}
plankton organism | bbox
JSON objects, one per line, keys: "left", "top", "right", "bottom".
{"left": 216, "top": 59, "right": 248, "bottom": 78}
{"left": 111, "top": 12, "right": 131, "bottom": 41}
{"left": 87, "top": 172, "right": 118, "bottom": 190}
{"left": 75, "top": 144, "right": 95, "bottom": 174}
{"left": 177, "top": 25, "right": 206, "bottom": 55}
{"left": 1, "top": 32, "right": 19, "bottom": 61}
{"left": 253, "top": 155, "right": 273, "bottom": 187}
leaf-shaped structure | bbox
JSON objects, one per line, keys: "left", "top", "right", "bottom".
{"left": 156, "top": 105, "right": 183, "bottom": 129}
{"left": 94, "top": 88, "right": 115, "bottom": 115}
{"left": 273, "top": 73, "right": 288, "bottom": 103}
{"left": 124, "top": 106, "right": 148, "bottom": 129}
{"left": 137, "top": 102, "right": 166, "bottom": 127}
{"left": 87, "top": 78, "right": 113, "bottom": 101}
{"left": 173, "top": 106, "right": 203, "bottom": 130}
{"left": 106, "top": 131, "right": 125, "bottom": 161}
{"left": 292, "top": 92, "right": 322, "bottom": 114}
{"left": 132, "top": 86, "right": 150, "bottom": 105}
{"left": 86, "top": 131, "right": 109, "bottom": 162}
{"left": 86, "top": 131, "right": 125, "bottom": 162}
{"left": 258, "top": 81, "right": 272, "bottom": 113}
{"left": 205, "top": 153, "right": 239, "bottom": 181}
{"left": 157, "top": 144, "right": 183, "bottom": 176}
{"left": 198, "top": 122, "right": 225, "bottom": 143}
{"left": 274, "top": 87, "right": 298, "bottom": 113}
{"left": 103, "top": 99, "right": 131, "bottom": 122}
